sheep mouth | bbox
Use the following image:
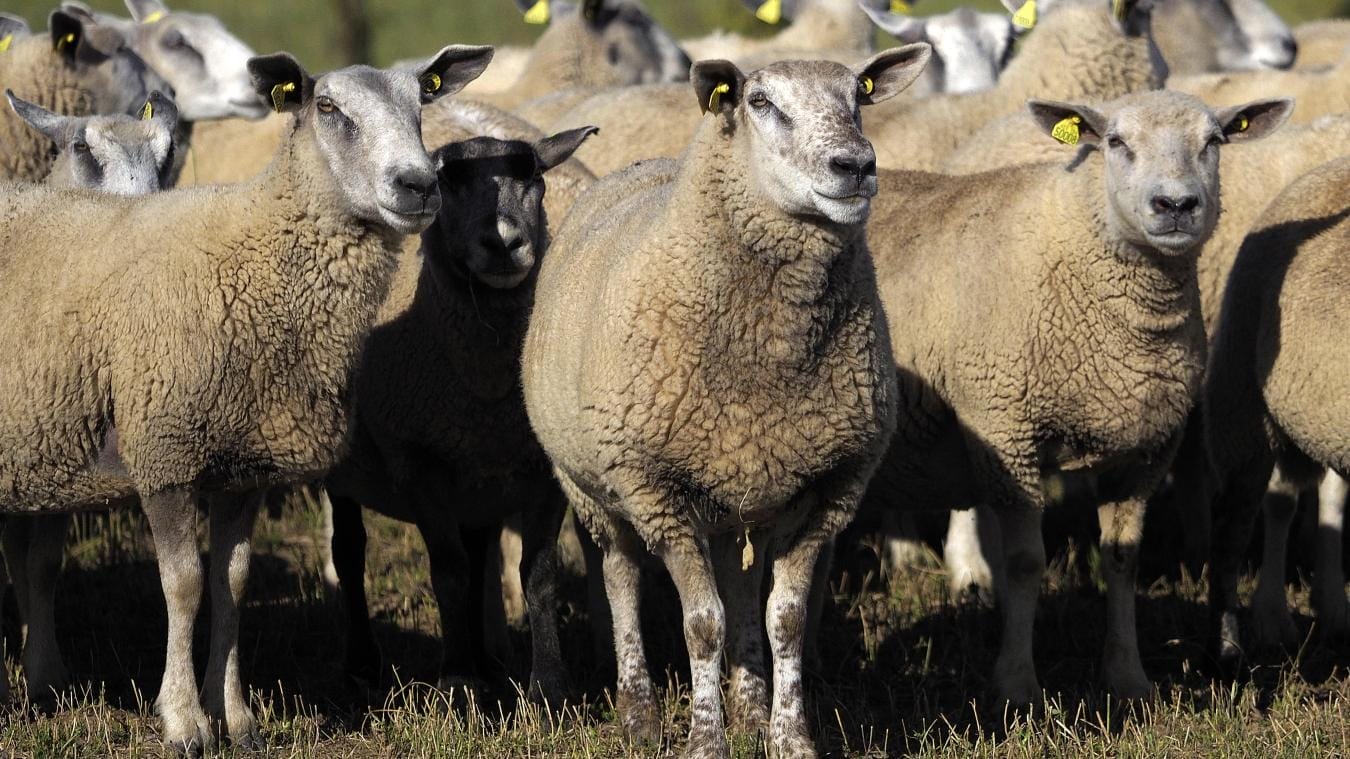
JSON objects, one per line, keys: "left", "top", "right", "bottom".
{"left": 814, "top": 190, "right": 874, "bottom": 202}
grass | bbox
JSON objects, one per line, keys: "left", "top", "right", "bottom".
{"left": 1, "top": 497, "right": 1349, "bottom": 757}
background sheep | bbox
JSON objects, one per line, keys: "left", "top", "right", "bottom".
{"left": 864, "top": 90, "right": 1290, "bottom": 703}
{"left": 683, "top": 0, "right": 874, "bottom": 64}
{"left": 1152, "top": 0, "right": 1297, "bottom": 74}
{"left": 1292, "top": 18, "right": 1350, "bottom": 68}
{"left": 1203, "top": 155, "right": 1350, "bottom": 668}
{"left": 857, "top": 0, "right": 1017, "bottom": 97}
{"left": 325, "top": 126, "right": 596, "bottom": 699}
{"left": 523, "top": 44, "right": 928, "bottom": 757}
{"left": 0, "top": 45, "right": 492, "bottom": 753}
{"left": 1172, "top": 53, "right": 1350, "bottom": 120}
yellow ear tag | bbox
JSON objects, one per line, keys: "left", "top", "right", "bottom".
{"left": 755, "top": 0, "right": 783, "bottom": 24}
{"left": 1236, "top": 115, "right": 1249, "bottom": 132}
{"left": 1112, "top": 0, "right": 1128, "bottom": 21}
{"left": 0, "top": 35, "right": 12, "bottom": 54}
{"left": 706, "top": 81, "right": 730, "bottom": 113}
{"left": 860, "top": 76, "right": 874, "bottom": 96}
{"left": 141, "top": 10, "right": 165, "bottom": 24}
{"left": 141, "top": 99, "right": 154, "bottom": 120}
{"left": 1012, "top": 0, "right": 1037, "bottom": 30}
{"left": 1052, "top": 115, "right": 1082, "bottom": 145}
{"left": 523, "top": 0, "right": 550, "bottom": 24}
{"left": 270, "top": 81, "right": 296, "bottom": 114}
{"left": 55, "top": 32, "right": 76, "bottom": 53}
{"left": 420, "top": 72, "right": 442, "bottom": 94}
{"left": 890, "top": 0, "right": 914, "bottom": 14}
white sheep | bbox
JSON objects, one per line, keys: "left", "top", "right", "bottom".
{"left": 857, "top": 0, "right": 1017, "bottom": 96}
{"left": 1171, "top": 53, "right": 1350, "bottom": 122}
{"left": 1292, "top": 19, "right": 1350, "bottom": 69}
{"left": 1152, "top": 0, "right": 1296, "bottom": 74}
{"left": 0, "top": 45, "right": 492, "bottom": 754}
{"left": 683, "top": 0, "right": 874, "bottom": 64}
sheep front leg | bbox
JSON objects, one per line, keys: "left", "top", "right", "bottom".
{"left": 328, "top": 492, "right": 381, "bottom": 687}
{"left": 601, "top": 524, "right": 659, "bottom": 745}
{"left": 713, "top": 529, "right": 769, "bottom": 735}
{"left": 16, "top": 515, "right": 72, "bottom": 704}
{"left": 519, "top": 488, "right": 569, "bottom": 703}
{"left": 1210, "top": 459, "right": 1275, "bottom": 666}
{"left": 944, "top": 505, "right": 1003, "bottom": 603}
{"left": 766, "top": 525, "right": 832, "bottom": 759}
{"left": 143, "top": 488, "right": 211, "bottom": 757}
{"left": 1097, "top": 497, "right": 1151, "bottom": 700}
{"left": 657, "top": 534, "right": 728, "bottom": 759}
{"left": 1250, "top": 466, "right": 1301, "bottom": 651}
{"left": 1312, "top": 471, "right": 1349, "bottom": 635}
{"left": 991, "top": 505, "right": 1045, "bottom": 707}
{"left": 202, "top": 491, "right": 263, "bottom": 749}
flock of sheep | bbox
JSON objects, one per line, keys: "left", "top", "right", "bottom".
{"left": 0, "top": 0, "right": 1345, "bottom": 755}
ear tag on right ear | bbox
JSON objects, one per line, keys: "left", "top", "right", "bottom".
{"left": 1012, "top": 0, "right": 1037, "bottom": 29}
{"left": 755, "top": 0, "right": 783, "bottom": 24}
{"left": 1052, "top": 115, "right": 1081, "bottom": 145}
{"left": 141, "top": 99, "right": 154, "bottom": 120}
{"left": 890, "top": 0, "right": 914, "bottom": 14}
{"left": 706, "top": 82, "right": 730, "bottom": 114}
{"left": 523, "top": 0, "right": 550, "bottom": 24}
{"left": 1112, "top": 0, "right": 1128, "bottom": 21}
{"left": 270, "top": 81, "right": 296, "bottom": 114}
{"left": 0, "top": 35, "right": 12, "bottom": 53}
{"left": 859, "top": 76, "right": 874, "bottom": 96}
{"left": 1235, "top": 115, "right": 1249, "bottom": 132}
{"left": 142, "top": 10, "right": 166, "bottom": 24}
{"left": 55, "top": 32, "right": 76, "bottom": 53}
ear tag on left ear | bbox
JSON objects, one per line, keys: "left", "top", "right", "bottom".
{"left": 1012, "top": 0, "right": 1037, "bottom": 29}
{"left": 142, "top": 10, "right": 166, "bottom": 24}
{"left": 1112, "top": 0, "right": 1128, "bottom": 21}
{"left": 706, "top": 82, "right": 730, "bottom": 114}
{"left": 890, "top": 0, "right": 914, "bottom": 14}
{"left": 523, "top": 0, "right": 550, "bottom": 24}
{"left": 1052, "top": 115, "right": 1081, "bottom": 145}
{"left": 270, "top": 81, "right": 296, "bottom": 114}
{"left": 420, "top": 72, "right": 442, "bottom": 95}
{"left": 860, "top": 76, "right": 874, "bottom": 96}
{"left": 55, "top": 32, "right": 76, "bottom": 53}
{"left": 141, "top": 99, "right": 154, "bottom": 120}
{"left": 755, "top": 0, "right": 783, "bottom": 24}
{"left": 1236, "top": 115, "right": 1249, "bottom": 132}
{"left": 0, "top": 35, "right": 12, "bottom": 53}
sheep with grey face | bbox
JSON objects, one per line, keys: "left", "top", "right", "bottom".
{"left": 864, "top": 90, "right": 1290, "bottom": 704}
{"left": 0, "top": 46, "right": 491, "bottom": 754}
{"left": 325, "top": 127, "right": 597, "bottom": 699}
{"left": 0, "top": 89, "right": 179, "bottom": 706}
{"left": 0, "top": 10, "right": 169, "bottom": 181}
{"left": 858, "top": 0, "right": 1016, "bottom": 96}
{"left": 1204, "top": 156, "right": 1350, "bottom": 669}
{"left": 1152, "top": 0, "right": 1296, "bottom": 74}
{"left": 523, "top": 46, "right": 927, "bottom": 758}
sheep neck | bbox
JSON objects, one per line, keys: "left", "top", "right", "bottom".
{"left": 0, "top": 40, "right": 94, "bottom": 181}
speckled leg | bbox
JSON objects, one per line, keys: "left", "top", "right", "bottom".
{"left": 143, "top": 488, "right": 212, "bottom": 757}
{"left": 13, "top": 515, "right": 71, "bottom": 704}
{"left": 992, "top": 505, "right": 1044, "bottom": 707}
{"left": 766, "top": 528, "right": 826, "bottom": 759}
{"left": 520, "top": 488, "right": 568, "bottom": 703}
{"left": 657, "top": 535, "right": 728, "bottom": 759}
{"left": 328, "top": 493, "right": 380, "bottom": 687}
{"left": 202, "top": 492, "right": 263, "bottom": 750}
{"left": 601, "top": 524, "right": 659, "bottom": 746}
{"left": 1313, "top": 472, "right": 1349, "bottom": 635}
{"left": 713, "top": 530, "right": 769, "bottom": 735}
{"left": 801, "top": 542, "right": 830, "bottom": 673}
{"left": 1251, "top": 467, "right": 1301, "bottom": 651}
{"left": 1097, "top": 498, "right": 1151, "bottom": 700}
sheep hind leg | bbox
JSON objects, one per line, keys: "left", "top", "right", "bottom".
{"left": 657, "top": 534, "right": 728, "bottom": 759}
{"left": 1250, "top": 467, "right": 1302, "bottom": 652}
{"left": 1097, "top": 498, "right": 1151, "bottom": 701}
{"left": 202, "top": 491, "right": 263, "bottom": 750}
{"left": 1312, "top": 472, "right": 1349, "bottom": 636}
{"left": 991, "top": 505, "right": 1045, "bottom": 708}
{"left": 1209, "top": 458, "right": 1275, "bottom": 667}
{"left": 601, "top": 523, "right": 660, "bottom": 746}
{"left": 519, "top": 487, "right": 569, "bottom": 704}
{"left": 328, "top": 493, "right": 381, "bottom": 688}
{"left": 17, "top": 515, "right": 72, "bottom": 706}
{"left": 143, "top": 488, "right": 211, "bottom": 757}
{"left": 712, "top": 530, "right": 769, "bottom": 736}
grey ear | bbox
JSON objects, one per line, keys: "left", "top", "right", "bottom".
{"left": 49, "top": 9, "right": 84, "bottom": 61}
{"left": 857, "top": 0, "right": 927, "bottom": 41}
{"left": 692, "top": 59, "right": 745, "bottom": 115}
{"left": 124, "top": 0, "right": 170, "bottom": 23}
{"left": 0, "top": 13, "right": 31, "bottom": 41}
{"left": 6, "top": 89, "right": 72, "bottom": 143}
{"left": 855, "top": 44, "right": 932, "bottom": 105}
{"left": 1216, "top": 98, "right": 1293, "bottom": 143}
{"left": 1027, "top": 99, "right": 1108, "bottom": 147}
{"left": 248, "top": 52, "right": 315, "bottom": 114}
{"left": 536, "top": 125, "right": 598, "bottom": 171}
{"left": 580, "top": 0, "right": 609, "bottom": 24}
{"left": 418, "top": 45, "right": 495, "bottom": 102}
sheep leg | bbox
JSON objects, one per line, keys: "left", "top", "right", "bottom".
{"left": 316, "top": 488, "right": 341, "bottom": 594}
{"left": 16, "top": 515, "right": 72, "bottom": 704}
{"left": 519, "top": 489, "right": 569, "bottom": 704}
{"left": 602, "top": 524, "right": 660, "bottom": 745}
{"left": 1312, "top": 471, "right": 1349, "bottom": 635}
{"left": 201, "top": 491, "right": 263, "bottom": 749}
{"left": 656, "top": 535, "right": 728, "bottom": 759}
{"left": 1250, "top": 466, "right": 1301, "bottom": 651}
{"left": 801, "top": 541, "right": 831, "bottom": 674}
{"left": 0, "top": 516, "right": 6, "bottom": 704}
{"left": 767, "top": 523, "right": 834, "bottom": 759}
{"left": 1097, "top": 497, "right": 1151, "bottom": 700}
{"left": 415, "top": 516, "right": 478, "bottom": 692}
{"left": 944, "top": 505, "right": 1003, "bottom": 603}
{"left": 328, "top": 492, "right": 381, "bottom": 688}
{"left": 881, "top": 510, "right": 928, "bottom": 575}
{"left": 1170, "top": 414, "right": 1213, "bottom": 578}
{"left": 479, "top": 525, "right": 513, "bottom": 667}
{"left": 712, "top": 529, "right": 769, "bottom": 736}
{"left": 143, "top": 487, "right": 212, "bottom": 757}
{"left": 498, "top": 517, "right": 528, "bottom": 628}
{"left": 1209, "top": 458, "right": 1275, "bottom": 666}
{"left": 991, "top": 505, "right": 1045, "bottom": 707}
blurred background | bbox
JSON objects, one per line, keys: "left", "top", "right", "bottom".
{"left": 5, "top": 0, "right": 1349, "bottom": 72}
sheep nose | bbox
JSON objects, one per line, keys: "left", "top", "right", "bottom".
{"left": 1280, "top": 37, "right": 1298, "bottom": 61}
{"left": 829, "top": 152, "right": 877, "bottom": 182}
{"left": 1151, "top": 194, "right": 1199, "bottom": 216}
{"left": 394, "top": 167, "right": 437, "bottom": 199}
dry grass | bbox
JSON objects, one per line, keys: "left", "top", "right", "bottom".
{"left": 1, "top": 498, "right": 1349, "bottom": 758}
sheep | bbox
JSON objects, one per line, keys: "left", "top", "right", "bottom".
{"left": 857, "top": 0, "right": 1017, "bottom": 97}
{"left": 1203, "top": 155, "right": 1350, "bottom": 668}
{"left": 324, "top": 125, "right": 597, "bottom": 698}
{"left": 682, "top": 0, "right": 874, "bottom": 64}
{"left": 1151, "top": 0, "right": 1296, "bottom": 75}
{"left": 864, "top": 0, "right": 1165, "bottom": 171}
{"left": 0, "top": 89, "right": 179, "bottom": 706}
{"left": 0, "top": 9, "right": 169, "bottom": 181}
{"left": 1292, "top": 19, "right": 1350, "bottom": 69}
{"left": 0, "top": 45, "right": 493, "bottom": 754}
{"left": 863, "top": 90, "right": 1290, "bottom": 703}
{"left": 522, "top": 44, "right": 929, "bottom": 758}
{"left": 1171, "top": 54, "right": 1350, "bottom": 122}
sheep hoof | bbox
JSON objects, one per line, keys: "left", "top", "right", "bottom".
{"left": 991, "top": 672, "right": 1043, "bottom": 711}
{"left": 1250, "top": 604, "right": 1299, "bottom": 653}
{"left": 230, "top": 724, "right": 266, "bottom": 752}
{"left": 165, "top": 731, "right": 212, "bottom": 759}
{"left": 527, "top": 671, "right": 570, "bottom": 707}
{"left": 683, "top": 726, "right": 730, "bottom": 759}
{"left": 619, "top": 699, "right": 661, "bottom": 747}
{"left": 1212, "top": 609, "right": 1245, "bottom": 672}
{"left": 1312, "top": 590, "right": 1350, "bottom": 638}
{"left": 1104, "top": 670, "right": 1153, "bottom": 703}
{"left": 768, "top": 725, "right": 816, "bottom": 759}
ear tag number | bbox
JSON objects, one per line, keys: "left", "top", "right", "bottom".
{"left": 1012, "top": 0, "right": 1037, "bottom": 29}
{"left": 271, "top": 81, "right": 296, "bottom": 113}
{"left": 706, "top": 82, "right": 730, "bottom": 113}
{"left": 1052, "top": 115, "right": 1082, "bottom": 145}
{"left": 523, "top": 0, "right": 550, "bottom": 24}
{"left": 755, "top": 0, "right": 783, "bottom": 24}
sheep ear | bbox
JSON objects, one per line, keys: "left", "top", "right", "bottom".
{"left": 692, "top": 59, "right": 745, "bottom": 116}
{"left": 855, "top": 44, "right": 931, "bottom": 105}
{"left": 0, "top": 13, "right": 31, "bottom": 43}
{"left": 536, "top": 125, "right": 598, "bottom": 171}
{"left": 5, "top": 89, "right": 73, "bottom": 143}
{"left": 418, "top": 45, "right": 495, "bottom": 103}
{"left": 858, "top": 0, "right": 927, "bottom": 42}
{"left": 125, "top": 0, "right": 170, "bottom": 24}
{"left": 580, "top": 0, "right": 611, "bottom": 25}
{"left": 248, "top": 53, "right": 314, "bottom": 114}
{"left": 140, "top": 89, "right": 178, "bottom": 127}
{"left": 741, "top": 0, "right": 796, "bottom": 24}
{"left": 49, "top": 10, "right": 85, "bottom": 61}
{"left": 514, "top": 0, "right": 553, "bottom": 25}
{"left": 1216, "top": 98, "right": 1293, "bottom": 143}
{"left": 1027, "top": 99, "right": 1107, "bottom": 147}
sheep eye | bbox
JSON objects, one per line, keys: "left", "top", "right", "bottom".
{"left": 72, "top": 140, "right": 89, "bottom": 153}
{"left": 162, "top": 29, "right": 186, "bottom": 49}
{"left": 748, "top": 93, "right": 769, "bottom": 109}
{"left": 1107, "top": 135, "right": 1126, "bottom": 150}
{"left": 316, "top": 96, "right": 336, "bottom": 114}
